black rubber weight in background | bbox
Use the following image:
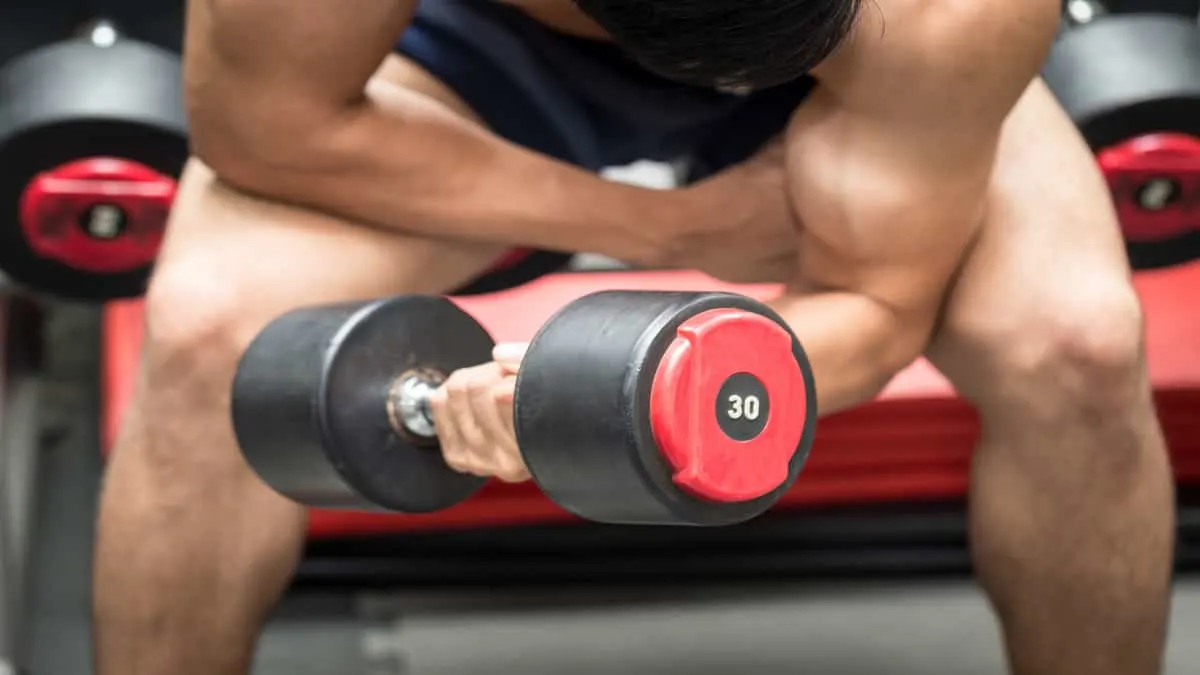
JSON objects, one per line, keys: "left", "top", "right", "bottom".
{"left": 1045, "top": 16, "right": 1200, "bottom": 149}
{"left": 1043, "top": 15, "right": 1200, "bottom": 269}
{"left": 0, "top": 39, "right": 186, "bottom": 300}
{"left": 515, "top": 291, "right": 817, "bottom": 527}
{"left": 232, "top": 297, "right": 493, "bottom": 513}
{"left": 1105, "top": 0, "right": 1200, "bottom": 14}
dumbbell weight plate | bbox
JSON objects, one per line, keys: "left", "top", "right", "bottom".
{"left": 1101, "top": 0, "right": 1200, "bottom": 14}
{"left": 1096, "top": 132, "right": 1200, "bottom": 269}
{"left": 515, "top": 291, "right": 817, "bottom": 527}
{"left": 232, "top": 296, "right": 494, "bottom": 513}
{"left": 1043, "top": 15, "right": 1200, "bottom": 269}
{"left": 0, "top": 37, "right": 187, "bottom": 300}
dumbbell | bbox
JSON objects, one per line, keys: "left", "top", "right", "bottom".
{"left": 232, "top": 291, "right": 818, "bottom": 526}
{"left": 1043, "top": 0, "right": 1200, "bottom": 270}
{"left": 1102, "top": 0, "right": 1199, "bottom": 13}
{"left": 0, "top": 21, "right": 186, "bottom": 301}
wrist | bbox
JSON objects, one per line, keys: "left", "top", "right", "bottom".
{"left": 628, "top": 186, "right": 711, "bottom": 268}
{"left": 479, "top": 155, "right": 698, "bottom": 267}
{"left": 644, "top": 180, "right": 728, "bottom": 268}
{"left": 548, "top": 178, "right": 703, "bottom": 269}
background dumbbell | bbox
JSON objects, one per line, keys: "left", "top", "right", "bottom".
{"left": 232, "top": 292, "right": 818, "bottom": 526}
{"left": 0, "top": 20, "right": 186, "bottom": 301}
{"left": 1043, "top": 0, "right": 1200, "bottom": 270}
{"left": 1102, "top": 0, "right": 1199, "bottom": 14}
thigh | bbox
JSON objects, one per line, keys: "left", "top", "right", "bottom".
{"left": 925, "top": 79, "right": 1142, "bottom": 409}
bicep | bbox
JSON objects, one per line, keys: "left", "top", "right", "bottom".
{"left": 185, "top": 0, "right": 416, "bottom": 165}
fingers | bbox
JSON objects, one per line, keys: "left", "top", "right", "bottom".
{"left": 429, "top": 360, "right": 528, "bottom": 483}
{"left": 429, "top": 381, "right": 482, "bottom": 476}
{"left": 494, "top": 377, "right": 519, "bottom": 449}
{"left": 489, "top": 344, "right": 525, "bottom": 477}
{"left": 492, "top": 342, "right": 527, "bottom": 375}
{"left": 468, "top": 375, "right": 528, "bottom": 483}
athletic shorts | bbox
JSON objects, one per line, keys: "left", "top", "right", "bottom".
{"left": 396, "top": 0, "right": 815, "bottom": 294}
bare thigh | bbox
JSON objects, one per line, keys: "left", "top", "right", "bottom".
{"left": 924, "top": 84, "right": 1172, "bottom": 675}
{"left": 926, "top": 78, "right": 1143, "bottom": 415}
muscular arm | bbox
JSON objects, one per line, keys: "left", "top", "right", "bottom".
{"left": 769, "top": 0, "right": 1060, "bottom": 414}
{"left": 184, "top": 0, "right": 686, "bottom": 263}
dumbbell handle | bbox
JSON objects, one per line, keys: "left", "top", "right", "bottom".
{"left": 386, "top": 370, "right": 445, "bottom": 440}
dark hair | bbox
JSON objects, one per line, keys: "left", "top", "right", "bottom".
{"left": 573, "top": 0, "right": 863, "bottom": 90}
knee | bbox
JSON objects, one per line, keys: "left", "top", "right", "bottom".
{"left": 981, "top": 285, "right": 1147, "bottom": 417}
{"left": 114, "top": 263, "right": 275, "bottom": 495}
{"left": 141, "top": 262, "right": 254, "bottom": 398}
{"left": 1026, "top": 288, "right": 1144, "bottom": 395}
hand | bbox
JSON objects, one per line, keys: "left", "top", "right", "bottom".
{"left": 673, "top": 139, "right": 800, "bottom": 283}
{"left": 429, "top": 343, "right": 532, "bottom": 483}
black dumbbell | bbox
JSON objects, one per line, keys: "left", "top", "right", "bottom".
{"left": 231, "top": 291, "right": 818, "bottom": 526}
{"left": 0, "top": 21, "right": 186, "bottom": 301}
{"left": 1044, "top": 0, "right": 1200, "bottom": 270}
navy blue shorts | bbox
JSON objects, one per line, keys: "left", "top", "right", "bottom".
{"left": 396, "top": 0, "right": 815, "bottom": 292}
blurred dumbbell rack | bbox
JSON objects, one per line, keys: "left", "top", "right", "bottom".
{"left": 292, "top": 492, "right": 1200, "bottom": 591}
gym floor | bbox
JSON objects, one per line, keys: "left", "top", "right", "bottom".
{"left": 21, "top": 304, "right": 1200, "bottom": 675}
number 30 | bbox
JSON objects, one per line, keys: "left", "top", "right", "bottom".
{"left": 726, "top": 394, "right": 761, "bottom": 421}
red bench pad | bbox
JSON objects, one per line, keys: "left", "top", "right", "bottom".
{"left": 101, "top": 267, "right": 1200, "bottom": 537}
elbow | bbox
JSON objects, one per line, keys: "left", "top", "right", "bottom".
{"left": 852, "top": 308, "right": 934, "bottom": 402}
{"left": 190, "top": 136, "right": 272, "bottom": 197}
{"left": 188, "top": 119, "right": 299, "bottom": 199}
{"left": 872, "top": 314, "right": 934, "bottom": 388}
{"left": 187, "top": 89, "right": 330, "bottom": 199}
{"left": 187, "top": 91, "right": 255, "bottom": 184}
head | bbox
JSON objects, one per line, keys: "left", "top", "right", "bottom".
{"left": 573, "top": 0, "right": 863, "bottom": 90}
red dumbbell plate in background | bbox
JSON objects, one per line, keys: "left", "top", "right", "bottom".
{"left": 0, "top": 37, "right": 185, "bottom": 301}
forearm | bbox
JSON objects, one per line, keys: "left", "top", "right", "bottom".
{"left": 204, "top": 91, "right": 689, "bottom": 266}
{"left": 767, "top": 291, "right": 928, "bottom": 415}
{"left": 186, "top": 0, "right": 693, "bottom": 265}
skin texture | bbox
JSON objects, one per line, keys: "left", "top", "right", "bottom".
{"left": 93, "top": 1, "right": 1174, "bottom": 674}
{"left": 183, "top": 0, "right": 796, "bottom": 280}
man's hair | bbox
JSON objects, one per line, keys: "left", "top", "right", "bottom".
{"left": 573, "top": 0, "right": 863, "bottom": 90}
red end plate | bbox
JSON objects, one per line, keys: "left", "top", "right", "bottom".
{"left": 1097, "top": 133, "right": 1200, "bottom": 242}
{"left": 19, "top": 157, "right": 175, "bottom": 273}
{"left": 648, "top": 308, "right": 808, "bottom": 503}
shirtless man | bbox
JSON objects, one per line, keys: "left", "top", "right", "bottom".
{"left": 91, "top": 0, "right": 1175, "bottom": 673}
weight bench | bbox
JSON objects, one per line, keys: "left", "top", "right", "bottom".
{"left": 100, "top": 265, "right": 1200, "bottom": 539}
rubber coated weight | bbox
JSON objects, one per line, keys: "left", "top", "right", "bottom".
{"left": 234, "top": 290, "right": 816, "bottom": 526}
{"left": 232, "top": 297, "right": 494, "bottom": 513}
{"left": 1101, "top": 0, "right": 1199, "bottom": 14}
{"left": 1097, "top": 133, "right": 1200, "bottom": 268}
{"left": 514, "top": 291, "right": 817, "bottom": 526}
{"left": 1043, "top": 13, "right": 1200, "bottom": 269}
{"left": 0, "top": 36, "right": 186, "bottom": 300}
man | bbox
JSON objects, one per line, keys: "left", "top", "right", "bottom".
{"left": 92, "top": 0, "right": 1175, "bottom": 673}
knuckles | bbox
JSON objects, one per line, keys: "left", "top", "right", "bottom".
{"left": 432, "top": 363, "right": 526, "bottom": 482}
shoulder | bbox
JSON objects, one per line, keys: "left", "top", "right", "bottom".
{"left": 813, "top": 0, "right": 1060, "bottom": 119}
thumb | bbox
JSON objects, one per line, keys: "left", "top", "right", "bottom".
{"left": 492, "top": 343, "right": 528, "bottom": 374}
